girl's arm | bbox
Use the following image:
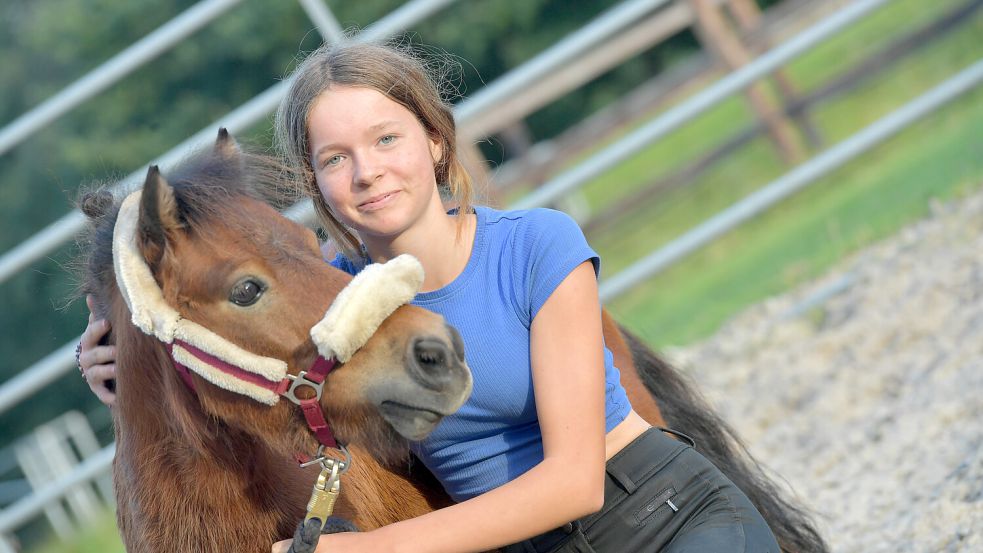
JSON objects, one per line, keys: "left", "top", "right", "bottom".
{"left": 274, "top": 261, "right": 607, "bottom": 553}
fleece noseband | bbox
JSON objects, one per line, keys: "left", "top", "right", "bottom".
{"left": 112, "top": 191, "right": 424, "bottom": 448}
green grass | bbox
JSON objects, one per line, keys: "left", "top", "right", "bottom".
{"left": 30, "top": 509, "right": 124, "bottom": 553}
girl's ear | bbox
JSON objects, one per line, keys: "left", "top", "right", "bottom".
{"left": 429, "top": 136, "right": 444, "bottom": 165}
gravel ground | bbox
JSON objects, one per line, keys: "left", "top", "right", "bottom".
{"left": 669, "top": 189, "right": 983, "bottom": 553}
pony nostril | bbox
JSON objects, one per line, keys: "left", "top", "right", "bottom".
{"left": 408, "top": 337, "right": 458, "bottom": 391}
{"left": 414, "top": 338, "right": 447, "bottom": 370}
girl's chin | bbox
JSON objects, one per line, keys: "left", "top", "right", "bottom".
{"left": 352, "top": 218, "right": 413, "bottom": 241}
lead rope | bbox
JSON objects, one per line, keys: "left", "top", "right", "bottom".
{"left": 287, "top": 445, "right": 356, "bottom": 553}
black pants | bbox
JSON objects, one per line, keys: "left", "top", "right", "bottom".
{"left": 503, "top": 428, "right": 780, "bottom": 553}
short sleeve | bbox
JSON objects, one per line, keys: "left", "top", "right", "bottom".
{"left": 328, "top": 253, "right": 360, "bottom": 276}
{"left": 511, "top": 208, "right": 600, "bottom": 323}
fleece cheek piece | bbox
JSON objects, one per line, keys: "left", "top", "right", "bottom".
{"left": 112, "top": 190, "right": 424, "bottom": 404}
{"left": 310, "top": 254, "right": 424, "bottom": 363}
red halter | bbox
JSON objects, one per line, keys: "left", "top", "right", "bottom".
{"left": 167, "top": 339, "right": 339, "bottom": 448}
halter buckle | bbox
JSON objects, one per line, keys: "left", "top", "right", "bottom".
{"left": 282, "top": 370, "right": 325, "bottom": 405}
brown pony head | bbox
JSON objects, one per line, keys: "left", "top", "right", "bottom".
{"left": 81, "top": 130, "right": 471, "bottom": 466}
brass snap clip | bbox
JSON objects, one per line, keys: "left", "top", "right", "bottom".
{"left": 300, "top": 444, "right": 351, "bottom": 523}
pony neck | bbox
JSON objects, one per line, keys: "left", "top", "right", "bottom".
{"left": 111, "top": 306, "right": 312, "bottom": 550}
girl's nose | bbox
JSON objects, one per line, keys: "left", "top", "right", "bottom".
{"left": 353, "top": 153, "right": 383, "bottom": 186}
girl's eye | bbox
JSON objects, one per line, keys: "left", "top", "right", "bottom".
{"left": 379, "top": 135, "right": 396, "bottom": 145}
{"left": 323, "top": 154, "right": 343, "bottom": 168}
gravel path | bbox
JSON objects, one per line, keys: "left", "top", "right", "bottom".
{"left": 670, "top": 189, "right": 983, "bottom": 553}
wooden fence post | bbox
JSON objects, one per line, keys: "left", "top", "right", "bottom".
{"left": 727, "top": 0, "right": 824, "bottom": 148}
{"left": 688, "top": 0, "right": 805, "bottom": 164}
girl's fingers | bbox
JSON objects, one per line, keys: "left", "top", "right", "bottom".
{"left": 82, "top": 294, "right": 116, "bottom": 407}
{"left": 81, "top": 319, "right": 111, "bottom": 350}
{"left": 82, "top": 295, "right": 111, "bottom": 349}
{"left": 86, "top": 363, "right": 115, "bottom": 384}
{"left": 81, "top": 319, "right": 99, "bottom": 348}
{"left": 86, "top": 363, "right": 117, "bottom": 407}
{"left": 80, "top": 344, "right": 115, "bottom": 372}
{"left": 92, "top": 384, "right": 116, "bottom": 407}
{"left": 95, "top": 344, "right": 115, "bottom": 366}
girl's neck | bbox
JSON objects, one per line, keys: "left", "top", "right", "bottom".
{"left": 362, "top": 205, "right": 476, "bottom": 293}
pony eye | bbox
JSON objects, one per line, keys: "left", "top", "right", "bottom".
{"left": 229, "top": 278, "right": 265, "bottom": 306}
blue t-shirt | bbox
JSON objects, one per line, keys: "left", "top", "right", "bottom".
{"left": 331, "top": 206, "right": 631, "bottom": 501}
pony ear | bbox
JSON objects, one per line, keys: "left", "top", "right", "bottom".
{"left": 214, "top": 127, "right": 240, "bottom": 158}
{"left": 138, "top": 165, "right": 182, "bottom": 269}
{"left": 214, "top": 127, "right": 249, "bottom": 180}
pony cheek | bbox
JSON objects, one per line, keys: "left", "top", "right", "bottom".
{"left": 318, "top": 367, "right": 407, "bottom": 460}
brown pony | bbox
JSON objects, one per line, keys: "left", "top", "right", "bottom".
{"left": 82, "top": 131, "right": 826, "bottom": 553}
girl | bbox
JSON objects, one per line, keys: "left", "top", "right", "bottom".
{"left": 80, "top": 41, "right": 780, "bottom": 553}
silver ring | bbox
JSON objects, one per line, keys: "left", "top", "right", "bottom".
{"left": 299, "top": 444, "right": 352, "bottom": 474}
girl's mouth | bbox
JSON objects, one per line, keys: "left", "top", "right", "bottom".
{"left": 358, "top": 191, "right": 399, "bottom": 211}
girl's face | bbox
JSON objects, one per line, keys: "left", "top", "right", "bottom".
{"left": 307, "top": 86, "right": 444, "bottom": 242}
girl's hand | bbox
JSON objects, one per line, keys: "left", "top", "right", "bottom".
{"left": 79, "top": 295, "right": 117, "bottom": 406}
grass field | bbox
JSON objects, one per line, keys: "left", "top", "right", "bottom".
{"left": 25, "top": 0, "right": 983, "bottom": 551}
{"left": 31, "top": 510, "right": 123, "bottom": 553}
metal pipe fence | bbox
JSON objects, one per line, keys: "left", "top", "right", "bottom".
{"left": 0, "top": 339, "right": 81, "bottom": 415}
{"left": 0, "top": 0, "right": 245, "bottom": 157}
{"left": 296, "top": 0, "right": 345, "bottom": 42}
{"left": 455, "top": 0, "right": 672, "bottom": 138}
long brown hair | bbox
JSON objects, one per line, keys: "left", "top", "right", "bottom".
{"left": 275, "top": 40, "right": 473, "bottom": 265}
